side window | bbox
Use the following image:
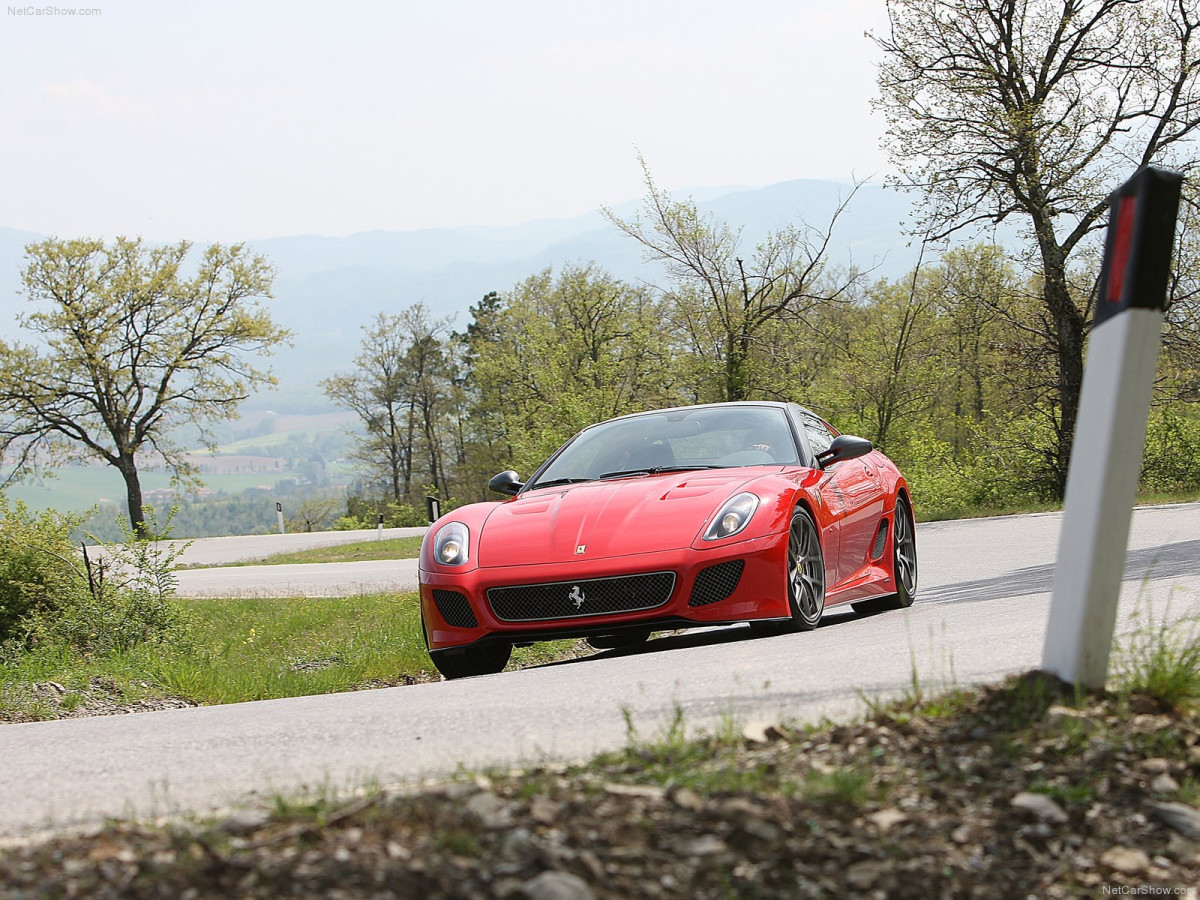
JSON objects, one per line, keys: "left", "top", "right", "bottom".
{"left": 801, "top": 414, "right": 835, "bottom": 457}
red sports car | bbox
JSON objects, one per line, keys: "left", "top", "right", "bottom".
{"left": 419, "top": 401, "right": 917, "bottom": 679}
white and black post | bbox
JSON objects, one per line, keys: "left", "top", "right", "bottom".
{"left": 1042, "top": 167, "right": 1184, "bottom": 689}
{"left": 276, "top": 501, "right": 285, "bottom": 536}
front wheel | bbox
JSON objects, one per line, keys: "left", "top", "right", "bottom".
{"left": 429, "top": 641, "right": 512, "bottom": 679}
{"left": 785, "top": 507, "right": 826, "bottom": 631}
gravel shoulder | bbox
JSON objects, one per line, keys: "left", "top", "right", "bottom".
{"left": 2, "top": 672, "right": 1198, "bottom": 898}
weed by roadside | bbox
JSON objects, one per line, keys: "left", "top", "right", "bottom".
{"left": 1112, "top": 592, "right": 1200, "bottom": 713}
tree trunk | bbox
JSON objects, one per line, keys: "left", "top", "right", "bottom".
{"left": 118, "top": 453, "right": 149, "bottom": 538}
{"left": 1034, "top": 228, "right": 1086, "bottom": 500}
{"left": 724, "top": 330, "right": 752, "bottom": 402}
{"left": 386, "top": 404, "right": 403, "bottom": 503}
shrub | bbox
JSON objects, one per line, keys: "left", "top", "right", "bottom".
{"left": 1141, "top": 406, "right": 1200, "bottom": 495}
{"left": 3, "top": 505, "right": 193, "bottom": 657}
{"left": 0, "top": 495, "right": 84, "bottom": 645}
{"left": 342, "top": 496, "right": 434, "bottom": 528}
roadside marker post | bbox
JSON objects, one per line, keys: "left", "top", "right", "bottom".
{"left": 276, "top": 501, "right": 285, "bottom": 536}
{"left": 1042, "top": 167, "right": 1184, "bottom": 689}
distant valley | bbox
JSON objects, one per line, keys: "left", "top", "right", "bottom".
{"left": 0, "top": 179, "right": 920, "bottom": 413}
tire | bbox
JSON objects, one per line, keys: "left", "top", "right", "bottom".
{"left": 429, "top": 641, "right": 512, "bottom": 679}
{"left": 785, "top": 506, "right": 826, "bottom": 631}
{"left": 853, "top": 494, "right": 918, "bottom": 615}
{"left": 587, "top": 629, "right": 652, "bottom": 650}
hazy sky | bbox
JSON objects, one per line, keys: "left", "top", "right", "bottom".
{"left": 0, "top": 0, "right": 893, "bottom": 241}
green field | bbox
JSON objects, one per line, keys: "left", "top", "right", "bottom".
{"left": 3, "top": 411, "right": 359, "bottom": 516}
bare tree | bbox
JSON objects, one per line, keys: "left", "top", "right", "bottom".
{"left": 322, "top": 304, "right": 456, "bottom": 505}
{"left": 604, "top": 159, "right": 868, "bottom": 403}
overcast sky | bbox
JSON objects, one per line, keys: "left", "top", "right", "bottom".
{"left": 0, "top": 0, "right": 893, "bottom": 241}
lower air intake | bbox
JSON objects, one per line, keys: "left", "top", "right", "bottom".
{"left": 433, "top": 589, "right": 478, "bottom": 629}
{"left": 688, "top": 559, "right": 745, "bottom": 607}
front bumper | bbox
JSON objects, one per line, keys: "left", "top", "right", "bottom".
{"left": 420, "top": 532, "right": 790, "bottom": 650}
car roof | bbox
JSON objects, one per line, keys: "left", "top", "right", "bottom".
{"left": 598, "top": 400, "right": 817, "bottom": 426}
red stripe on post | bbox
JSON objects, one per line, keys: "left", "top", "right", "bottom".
{"left": 1107, "top": 196, "right": 1137, "bottom": 304}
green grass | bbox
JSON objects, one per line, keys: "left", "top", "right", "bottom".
{"left": 914, "top": 487, "right": 1200, "bottom": 524}
{"left": 150, "top": 592, "right": 432, "bottom": 702}
{"left": 185, "top": 536, "right": 425, "bottom": 568}
{"left": 1112, "top": 595, "right": 1200, "bottom": 713}
{"left": 0, "top": 592, "right": 586, "bottom": 718}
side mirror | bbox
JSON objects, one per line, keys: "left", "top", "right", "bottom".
{"left": 488, "top": 470, "right": 524, "bottom": 496}
{"left": 816, "top": 435, "right": 873, "bottom": 468}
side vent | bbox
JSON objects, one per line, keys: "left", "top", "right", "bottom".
{"left": 870, "top": 520, "right": 890, "bottom": 560}
{"left": 433, "top": 589, "right": 479, "bottom": 629}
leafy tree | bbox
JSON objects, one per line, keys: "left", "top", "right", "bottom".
{"left": 923, "top": 244, "right": 1022, "bottom": 455}
{"left": 461, "top": 264, "right": 681, "bottom": 486}
{"left": 604, "top": 160, "right": 867, "bottom": 402}
{"left": 873, "top": 0, "right": 1200, "bottom": 496}
{"left": 815, "top": 270, "right": 946, "bottom": 451}
{"left": 0, "top": 238, "right": 289, "bottom": 536}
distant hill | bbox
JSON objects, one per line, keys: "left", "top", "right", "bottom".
{"left": 0, "top": 179, "right": 920, "bottom": 412}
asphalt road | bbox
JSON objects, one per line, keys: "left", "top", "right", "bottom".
{"left": 171, "top": 527, "right": 427, "bottom": 597}
{"left": 3, "top": 504, "right": 1199, "bottom": 838}
{"left": 174, "top": 558, "right": 423, "bottom": 597}
{"left": 168, "top": 526, "right": 429, "bottom": 567}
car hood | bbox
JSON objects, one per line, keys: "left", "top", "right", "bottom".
{"left": 476, "top": 470, "right": 766, "bottom": 567}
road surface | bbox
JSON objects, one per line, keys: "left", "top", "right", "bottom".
{"left": 170, "top": 526, "right": 427, "bottom": 597}
{"left": 2, "top": 504, "right": 1198, "bottom": 837}
{"left": 167, "top": 526, "right": 428, "bottom": 567}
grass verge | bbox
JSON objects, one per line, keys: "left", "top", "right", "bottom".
{"left": 914, "top": 488, "right": 1200, "bottom": 523}
{"left": 0, "top": 592, "right": 585, "bottom": 720}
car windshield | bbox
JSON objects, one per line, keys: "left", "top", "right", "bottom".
{"left": 528, "top": 406, "right": 799, "bottom": 490}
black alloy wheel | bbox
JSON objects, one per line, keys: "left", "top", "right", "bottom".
{"left": 786, "top": 507, "right": 826, "bottom": 630}
{"left": 891, "top": 495, "right": 918, "bottom": 605}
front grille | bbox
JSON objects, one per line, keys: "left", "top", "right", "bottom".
{"left": 689, "top": 559, "right": 745, "bottom": 607}
{"left": 871, "top": 520, "right": 890, "bottom": 560}
{"left": 487, "top": 572, "right": 676, "bottom": 623}
{"left": 433, "top": 589, "right": 478, "bottom": 628}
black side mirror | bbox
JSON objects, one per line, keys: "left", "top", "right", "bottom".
{"left": 816, "top": 435, "right": 873, "bottom": 468}
{"left": 488, "top": 470, "right": 524, "bottom": 496}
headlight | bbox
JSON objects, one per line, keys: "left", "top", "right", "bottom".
{"left": 432, "top": 522, "right": 469, "bottom": 566}
{"left": 704, "top": 492, "right": 759, "bottom": 541}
